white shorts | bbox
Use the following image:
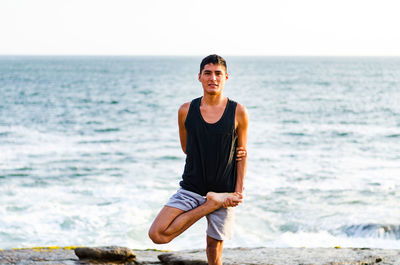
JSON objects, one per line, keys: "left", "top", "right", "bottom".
{"left": 165, "top": 188, "right": 235, "bottom": 241}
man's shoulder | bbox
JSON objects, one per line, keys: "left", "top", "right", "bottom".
{"left": 179, "top": 101, "right": 191, "bottom": 113}
{"left": 233, "top": 100, "right": 247, "bottom": 115}
{"left": 179, "top": 97, "right": 201, "bottom": 113}
{"left": 178, "top": 101, "right": 193, "bottom": 120}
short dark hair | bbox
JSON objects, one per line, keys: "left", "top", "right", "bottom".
{"left": 199, "top": 54, "right": 227, "bottom": 74}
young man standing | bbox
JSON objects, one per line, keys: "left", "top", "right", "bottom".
{"left": 149, "top": 54, "right": 248, "bottom": 265}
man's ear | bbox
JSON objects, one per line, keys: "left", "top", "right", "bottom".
{"left": 198, "top": 73, "right": 201, "bottom": 81}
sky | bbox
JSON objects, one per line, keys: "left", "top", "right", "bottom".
{"left": 1, "top": 0, "right": 400, "bottom": 56}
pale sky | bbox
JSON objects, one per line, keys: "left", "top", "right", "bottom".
{"left": 1, "top": 0, "right": 400, "bottom": 56}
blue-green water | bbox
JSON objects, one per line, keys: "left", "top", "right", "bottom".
{"left": 1, "top": 56, "right": 400, "bottom": 250}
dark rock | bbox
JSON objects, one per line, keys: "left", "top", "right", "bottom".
{"left": 158, "top": 253, "right": 207, "bottom": 265}
{"left": 75, "top": 246, "right": 136, "bottom": 262}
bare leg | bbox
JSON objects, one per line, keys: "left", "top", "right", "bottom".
{"left": 148, "top": 192, "right": 241, "bottom": 244}
{"left": 206, "top": 235, "right": 223, "bottom": 265}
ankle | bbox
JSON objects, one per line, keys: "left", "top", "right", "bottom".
{"left": 204, "top": 197, "right": 222, "bottom": 210}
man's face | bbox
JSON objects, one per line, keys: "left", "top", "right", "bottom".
{"left": 198, "top": 63, "right": 228, "bottom": 96}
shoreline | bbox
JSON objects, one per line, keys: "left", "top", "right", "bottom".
{"left": 1, "top": 246, "right": 399, "bottom": 264}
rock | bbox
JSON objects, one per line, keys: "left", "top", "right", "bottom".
{"left": 0, "top": 247, "right": 79, "bottom": 264}
{"left": 156, "top": 247, "right": 400, "bottom": 265}
{"left": 158, "top": 253, "right": 207, "bottom": 265}
{"left": 134, "top": 249, "right": 167, "bottom": 264}
{"left": 75, "top": 246, "right": 136, "bottom": 262}
{"left": 1, "top": 247, "right": 400, "bottom": 265}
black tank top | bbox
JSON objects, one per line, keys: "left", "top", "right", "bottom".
{"left": 180, "top": 97, "right": 238, "bottom": 196}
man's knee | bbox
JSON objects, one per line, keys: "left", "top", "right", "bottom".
{"left": 148, "top": 228, "right": 172, "bottom": 244}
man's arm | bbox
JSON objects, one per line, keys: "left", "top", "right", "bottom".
{"left": 178, "top": 102, "right": 190, "bottom": 154}
{"left": 235, "top": 103, "right": 248, "bottom": 194}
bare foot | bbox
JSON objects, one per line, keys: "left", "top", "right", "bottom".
{"left": 206, "top": 192, "right": 243, "bottom": 208}
{"left": 223, "top": 192, "right": 243, "bottom": 208}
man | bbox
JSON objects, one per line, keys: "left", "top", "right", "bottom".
{"left": 148, "top": 54, "right": 248, "bottom": 265}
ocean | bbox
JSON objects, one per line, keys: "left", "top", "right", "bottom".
{"left": 0, "top": 56, "right": 399, "bottom": 250}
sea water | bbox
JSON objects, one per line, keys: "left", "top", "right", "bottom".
{"left": 1, "top": 56, "right": 399, "bottom": 250}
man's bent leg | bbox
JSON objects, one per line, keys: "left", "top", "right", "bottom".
{"left": 149, "top": 200, "right": 219, "bottom": 244}
{"left": 149, "top": 191, "right": 241, "bottom": 244}
{"left": 148, "top": 206, "right": 185, "bottom": 244}
{"left": 206, "top": 235, "right": 223, "bottom": 265}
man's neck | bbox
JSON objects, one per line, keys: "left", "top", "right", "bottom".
{"left": 202, "top": 94, "right": 226, "bottom": 106}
